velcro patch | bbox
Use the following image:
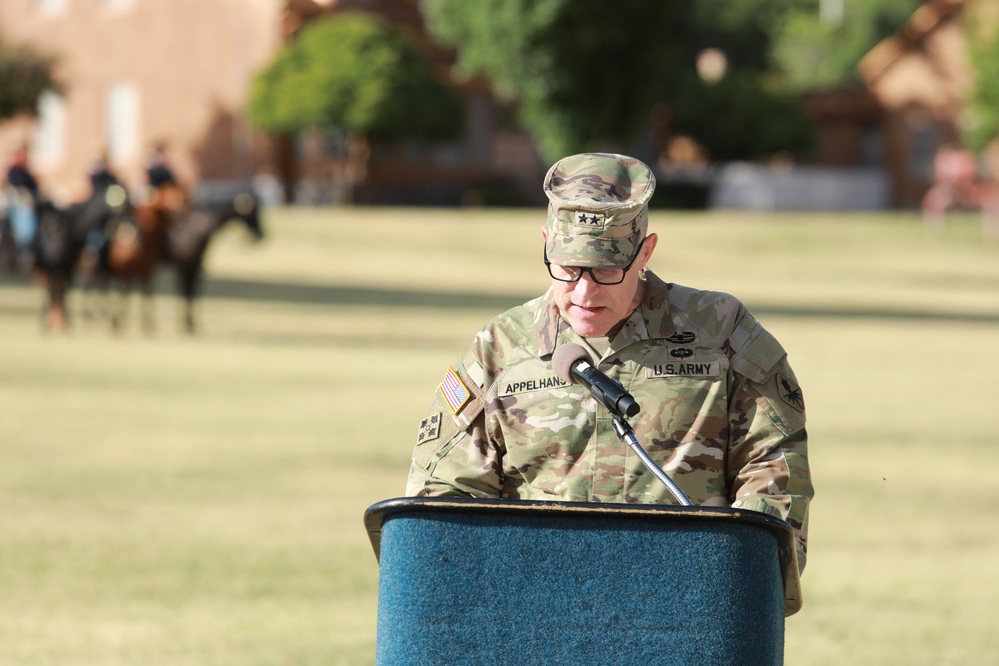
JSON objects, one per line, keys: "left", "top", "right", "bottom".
{"left": 438, "top": 367, "right": 472, "bottom": 415}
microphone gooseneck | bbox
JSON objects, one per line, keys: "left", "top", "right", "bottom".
{"left": 551, "top": 342, "right": 692, "bottom": 506}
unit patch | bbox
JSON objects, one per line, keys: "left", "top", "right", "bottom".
{"left": 500, "top": 375, "right": 569, "bottom": 396}
{"left": 776, "top": 373, "right": 804, "bottom": 411}
{"left": 417, "top": 412, "right": 441, "bottom": 444}
{"left": 439, "top": 367, "right": 472, "bottom": 415}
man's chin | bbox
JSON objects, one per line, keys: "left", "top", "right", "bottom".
{"left": 567, "top": 314, "right": 611, "bottom": 338}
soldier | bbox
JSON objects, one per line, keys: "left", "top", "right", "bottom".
{"left": 87, "top": 151, "right": 120, "bottom": 196}
{"left": 406, "top": 152, "right": 813, "bottom": 573}
{"left": 145, "top": 141, "right": 178, "bottom": 190}
{"left": 4, "top": 146, "right": 41, "bottom": 248}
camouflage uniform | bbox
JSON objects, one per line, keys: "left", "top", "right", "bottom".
{"left": 406, "top": 153, "right": 813, "bottom": 573}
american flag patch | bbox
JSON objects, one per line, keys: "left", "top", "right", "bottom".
{"left": 439, "top": 367, "right": 472, "bottom": 415}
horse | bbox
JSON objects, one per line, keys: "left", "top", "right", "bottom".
{"left": 30, "top": 184, "right": 132, "bottom": 331}
{"left": 81, "top": 183, "right": 186, "bottom": 332}
{"left": 163, "top": 190, "right": 264, "bottom": 333}
{"left": 0, "top": 207, "right": 16, "bottom": 272}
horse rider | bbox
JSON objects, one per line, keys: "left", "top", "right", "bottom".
{"left": 4, "top": 146, "right": 42, "bottom": 254}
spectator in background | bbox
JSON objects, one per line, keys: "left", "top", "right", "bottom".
{"left": 922, "top": 144, "right": 985, "bottom": 226}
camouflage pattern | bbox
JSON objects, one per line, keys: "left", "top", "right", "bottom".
{"left": 544, "top": 153, "right": 655, "bottom": 267}
{"left": 407, "top": 271, "right": 813, "bottom": 574}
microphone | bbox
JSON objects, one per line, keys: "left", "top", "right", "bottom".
{"left": 552, "top": 343, "right": 640, "bottom": 418}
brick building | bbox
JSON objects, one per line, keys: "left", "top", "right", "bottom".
{"left": 0, "top": 0, "right": 545, "bottom": 206}
{"left": 0, "top": 0, "right": 285, "bottom": 204}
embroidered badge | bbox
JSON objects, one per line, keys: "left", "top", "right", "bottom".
{"left": 573, "top": 211, "right": 605, "bottom": 227}
{"left": 439, "top": 367, "right": 472, "bottom": 415}
{"left": 666, "top": 331, "right": 696, "bottom": 344}
{"left": 500, "top": 375, "right": 569, "bottom": 396}
{"left": 418, "top": 412, "right": 441, "bottom": 444}
{"left": 776, "top": 373, "right": 804, "bottom": 411}
{"left": 669, "top": 347, "right": 694, "bottom": 359}
{"left": 646, "top": 361, "right": 720, "bottom": 378}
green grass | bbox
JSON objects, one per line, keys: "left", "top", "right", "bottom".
{"left": 2, "top": 207, "right": 999, "bottom": 664}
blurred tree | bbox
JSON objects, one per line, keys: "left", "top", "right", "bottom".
{"left": 964, "top": 9, "right": 999, "bottom": 152}
{"left": 0, "top": 36, "right": 58, "bottom": 120}
{"left": 249, "top": 11, "right": 462, "bottom": 199}
{"left": 250, "top": 11, "right": 460, "bottom": 138}
{"left": 669, "top": 71, "right": 816, "bottom": 161}
{"left": 771, "top": 0, "right": 921, "bottom": 91}
{"left": 421, "top": 0, "right": 814, "bottom": 163}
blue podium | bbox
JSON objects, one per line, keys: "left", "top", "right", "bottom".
{"left": 365, "top": 497, "right": 801, "bottom": 666}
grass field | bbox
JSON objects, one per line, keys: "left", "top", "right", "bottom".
{"left": 1, "top": 206, "right": 998, "bottom": 665}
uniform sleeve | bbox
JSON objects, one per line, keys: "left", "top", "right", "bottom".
{"left": 405, "top": 358, "right": 504, "bottom": 498}
{"left": 727, "top": 320, "right": 813, "bottom": 574}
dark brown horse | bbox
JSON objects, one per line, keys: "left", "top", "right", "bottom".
{"left": 164, "top": 190, "right": 264, "bottom": 333}
{"left": 83, "top": 183, "right": 186, "bottom": 331}
{"left": 80, "top": 186, "right": 264, "bottom": 334}
{"left": 31, "top": 184, "right": 131, "bottom": 331}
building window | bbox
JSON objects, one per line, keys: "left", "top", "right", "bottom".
{"left": 106, "top": 83, "right": 140, "bottom": 160}
{"left": 33, "top": 90, "right": 65, "bottom": 165}
{"left": 38, "top": 0, "right": 68, "bottom": 12}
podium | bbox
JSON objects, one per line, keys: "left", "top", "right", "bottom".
{"left": 365, "top": 497, "right": 801, "bottom": 666}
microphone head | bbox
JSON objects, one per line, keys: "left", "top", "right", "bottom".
{"left": 552, "top": 343, "right": 592, "bottom": 383}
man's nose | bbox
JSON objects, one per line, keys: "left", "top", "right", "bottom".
{"left": 574, "top": 271, "right": 603, "bottom": 295}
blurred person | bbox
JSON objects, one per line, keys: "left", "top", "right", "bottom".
{"left": 81, "top": 151, "right": 125, "bottom": 274}
{"left": 145, "top": 141, "right": 177, "bottom": 190}
{"left": 406, "top": 152, "right": 813, "bottom": 574}
{"left": 144, "top": 142, "right": 188, "bottom": 214}
{"left": 88, "top": 151, "right": 121, "bottom": 197}
{"left": 6, "top": 145, "right": 39, "bottom": 198}
{"left": 4, "top": 145, "right": 42, "bottom": 248}
{"left": 922, "top": 144, "right": 983, "bottom": 225}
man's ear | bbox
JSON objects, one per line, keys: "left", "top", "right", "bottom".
{"left": 541, "top": 227, "right": 548, "bottom": 241}
{"left": 639, "top": 232, "right": 659, "bottom": 268}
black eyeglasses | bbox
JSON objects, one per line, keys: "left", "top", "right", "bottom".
{"left": 543, "top": 237, "right": 647, "bottom": 285}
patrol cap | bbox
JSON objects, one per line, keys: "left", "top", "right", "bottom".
{"left": 544, "top": 152, "right": 656, "bottom": 267}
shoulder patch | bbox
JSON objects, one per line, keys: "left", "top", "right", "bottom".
{"left": 439, "top": 367, "right": 472, "bottom": 415}
{"left": 730, "top": 324, "right": 786, "bottom": 383}
{"left": 435, "top": 363, "right": 486, "bottom": 429}
{"left": 751, "top": 362, "right": 806, "bottom": 434}
{"left": 417, "top": 412, "right": 442, "bottom": 444}
{"left": 776, "top": 373, "right": 805, "bottom": 412}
